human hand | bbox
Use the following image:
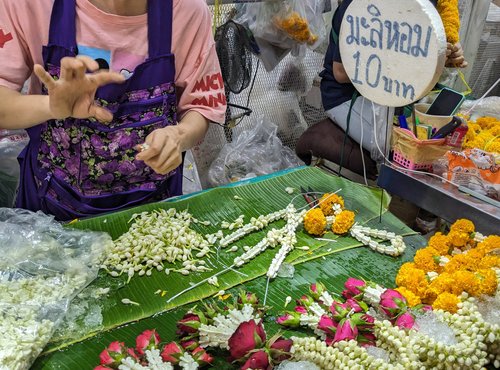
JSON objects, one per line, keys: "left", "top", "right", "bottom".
{"left": 445, "top": 42, "right": 468, "bottom": 68}
{"left": 34, "top": 56, "right": 125, "bottom": 122}
{"left": 135, "top": 126, "right": 183, "bottom": 175}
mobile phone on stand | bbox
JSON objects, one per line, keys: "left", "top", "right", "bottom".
{"left": 426, "top": 87, "right": 465, "bottom": 116}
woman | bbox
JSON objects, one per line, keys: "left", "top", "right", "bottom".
{"left": 320, "top": 0, "right": 467, "bottom": 162}
{"left": 0, "top": 0, "right": 226, "bottom": 220}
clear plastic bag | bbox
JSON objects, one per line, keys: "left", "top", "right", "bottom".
{"left": 208, "top": 115, "right": 303, "bottom": 187}
{"left": 273, "top": 0, "right": 326, "bottom": 49}
{"left": 459, "top": 96, "right": 500, "bottom": 120}
{"left": 0, "top": 130, "right": 29, "bottom": 207}
{"left": 0, "top": 208, "right": 112, "bottom": 370}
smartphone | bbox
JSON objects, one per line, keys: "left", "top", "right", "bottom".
{"left": 426, "top": 87, "right": 465, "bottom": 116}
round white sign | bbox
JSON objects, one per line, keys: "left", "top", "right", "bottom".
{"left": 339, "top": 0, "right": 447, "bottom": 107}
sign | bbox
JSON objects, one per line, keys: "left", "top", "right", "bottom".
{"left": 339, "top": 0, "right": 447, "bottom": 107}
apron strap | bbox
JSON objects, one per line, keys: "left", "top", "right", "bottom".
{"left": 47, "top": 0, "right": 77, "bottom": 51}
{"left": 148, "top": 0, "right": 173, "bottom": 58}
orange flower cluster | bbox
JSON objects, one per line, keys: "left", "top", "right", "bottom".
{"left": 463, "top": 116, "right": 500, "bottom": 153}
{"left": 395, "top": 219, "right": 499, "bottom": 313}
{"left": 274, "top": 12, "right": 318, "bottom": 45}
{"left": 303, "top": 193, "right": 356, "bottom": 236}
{"left": 437, "top": 0, "right": 460, "bottom": 44}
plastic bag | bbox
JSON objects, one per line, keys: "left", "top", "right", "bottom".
{"left": 0, "top": 130, "right": 29, "bottom": 207}
{"left": 208, "top": 115, "right": 303, "bottom": 187}
{"left": 273, "top": 0, "right": 326, "bottom": 49}
{"left": 459, "top": 96, "right": 500, "bottom": 121}
{"left": 0, "top": 208, "right": 112, "bottom": 370}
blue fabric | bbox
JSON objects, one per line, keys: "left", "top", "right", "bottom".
{"left": 320, "top": 0, "right": 356, "bottom": 111}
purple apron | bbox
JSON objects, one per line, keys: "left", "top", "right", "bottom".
{"left": 16, "top": 0, "right": 183, "bottom": 221}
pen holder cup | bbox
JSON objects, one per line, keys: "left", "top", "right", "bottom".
{"left": 391, "top": 127, "right": 452, "bottom": 171}
{"left": 414, "top": 103, "right": 453, "bottom": 129}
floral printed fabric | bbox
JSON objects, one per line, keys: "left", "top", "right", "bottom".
{"left": 38, "top": 64, "right": 177, "bottom": 196}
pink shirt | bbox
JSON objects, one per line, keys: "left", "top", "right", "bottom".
{"left": 0, "top": 0, "right": 226, "bottom": 124}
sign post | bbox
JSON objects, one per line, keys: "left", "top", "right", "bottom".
{"left": 339, "top": 0, "right": 447, "bottom": 107}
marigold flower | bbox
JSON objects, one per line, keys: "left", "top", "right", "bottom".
{"left": 318, "top": 193, "right": 344, "bottom": 216}
{"left": 478, "top": 255, "right": 500, "bottom": 270}
{"left": 395, "top": 263, "right": 428, "bottom": 297}
{"left": 303, "top": 208, "right": 327, "bottom": 236}
{"left": 437, "top": 0, "right": 460, "bottom": 44}
{"left": 414, "top": 247, "right": 440, "bottom": 272}
{"left": 428, "top": 272, "right": 454, "bottom": 295}
{"left": 451, "top": 270, "right": 478, "bottom": 296}
{"left": 395, "top": 287, "right": 422, "bottom": 307}
{"left": 443, "top": 253, "right": 475, "bottom": 273}
{"left": 332, "top": 210, "right": 355, "bottom": 235}
{"left": 475, "top": 269, "right": 498, "bottom": 296}
{"left": 432, "top": 292, "right": 460, "bottom": 313}
{"left": 448, "top": 230, "right": 470, "bottom": 248}
{"left": 477, "top": 235, "right": 500, "bottom": 256}
{"left": 450, "top": 219, "right": 475, "bottom": 234}
{"left": 428, "top": 232, "right": 451, "bottom": 256}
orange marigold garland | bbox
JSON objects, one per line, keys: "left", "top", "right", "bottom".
{"left": 318, "top": 193, "right": 344, "bottom": 216}
{"left": 303, "top": 208, "right": 327, "bottom": 236}
{"left": 395, "top": 219, "right": 499, "bottom": 312}
{"left": 437, "top": 0, "right": 460, "bottom": 44}
{"left": 332, "top": 210, "right": 355, "bottom": 235}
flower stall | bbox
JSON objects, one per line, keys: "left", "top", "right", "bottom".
{"left": 1, "top": 167, "right": 497, "bottom": 370}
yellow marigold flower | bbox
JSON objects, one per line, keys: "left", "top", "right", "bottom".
{"left": 451, "top": 270, "right": 478, "bottom": 296}
{"left": 476, "top": 235, "right": 500, "bottom": 255}
{"left": 476, "top": 269, "right": 498, "bottom": 296}
{"left": 476, "top": 116, "right": 499, "bottom": 129}
{"left": 486, "top": 141, "right": 500, "bottom": 154}
{"left": 303, "top": 208, "right": 327, "bottom": 236}
{"left": 332, "top": 210, "right": 355, "bottom": 235}
{"left": 395, "top": 287, "right": 422, "bottom": 307}
{"left": 437, "top": 0, "right": 460, "bottom": 44}
{"left": 433, "top": 292, "right": 460, "bottom": 313}
{"left": 479, "top": 255, "right": 500, "bottom": 270}
{"left": 443, "top": 253, "right": 476, "bottom": 273}
{"left": 448, "top": 230, "right": 470, "bottom": 248}
{"left": 396, "top": 262, "right": 428, "bottom": 297}
{"left": 428, "top": 232, "right": 451, "bottom": 256}
{"left": 450, "top": 219, "right": 475, "bottom": 234}
{"left": 428, "top": 272, "right": 454, "bottom": 295}
{"left": 414, "top": 247, "right": 440, "bottom": 272}
{"left": 319, "top": 193, "right": 344, "bottom": 216}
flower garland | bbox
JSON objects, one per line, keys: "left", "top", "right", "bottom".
{"left": 395, "top": 219, "right": 499, "bottom": 313}
{"left": 437, "top": 0, "right": 460, "bottom": 44}
{"left": 303, "top": 193, "right": 407, "bottom": 256}
{"left": 274, "top": 10, "right": 318, "bottom": 45}
{"left": 463, "top": 116, "right": 500, "bottom": 153}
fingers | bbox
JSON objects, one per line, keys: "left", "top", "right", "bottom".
{"left": 135, "top": 129, "right": 182, "bottom": 174}
{"left": 88, "top": 105, "right": 113, "bottom": 122}
{"left": 60, "top": 56, "right": 101, "bottom": 81}
{"left": 76, "top": 55, "right": 99, "bottom": 72}
{"left": 89, "top": 71, "right": 126, "bottom": 87}
{"left": 135, "top": 131, "right": 163, "bottom": 162}
{"left": 34, "top": 64, "right": 56, "bottom": 89}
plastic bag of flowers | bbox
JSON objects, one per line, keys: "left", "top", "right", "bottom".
{"left": 0, "top": 208, "right": 112, "bottom": 369}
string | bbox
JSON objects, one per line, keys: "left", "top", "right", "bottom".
{"left": 465, "top": 76, "right": 500, "bottom": 116}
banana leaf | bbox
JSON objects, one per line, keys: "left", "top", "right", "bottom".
{"left": 33, "top": 167, "right": 423, "bottom": 369}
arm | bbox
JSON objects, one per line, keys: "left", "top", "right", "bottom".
{"left": 333, "top": 61, "right": 351, "bottom": 84}
{"left": 0, "top": 87, "right": 53, "bottom": 129}
{"left": 135, "top": 111, "right": 209, "bottom": 175}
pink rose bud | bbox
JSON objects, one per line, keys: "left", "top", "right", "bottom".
{"left": 344, "top": 278, "right": 366, "bottom": 296}
{"left": 380, "top": 289, "right": 407, "bottom": 318}
{"left": 238, "top": 291, "right": 259, "bottom": 306}
{"left": 297, "top": 295, "right": 314, "bottom": 307}
{"left": 309, "top": 282, "right": 326, "bottom": 301}
{"left": 241, "top": 350, "right": 270, "bottom": 370}
{"left": 176, "top": 313, "right": 201, "bottom": 336}
{"left": 346, "top": 298, "right": 363, "bottom": 313}
{"left": 359, "top": 332, "right": 377, "bottom": 346}
{"left": 329, "top": 301, "right": 349, "bottom": 319}
{"left": 294, "top": 306, "right": 308, "bottom": 314}
{"left": 160, "top": 342, "right": 183, "bottom": 364}
{"left": 94, "top": 366, "right": 111, "bottom": 370}
{"left": 276, "top": 312, "right": 301, "bottom": 328}
{"left": 270, "top": 338, "right": 293, "bottom": 362}
{"left": 99, "top": 341, "right": 127, "bottom": 366}
{"left": 192, "top": 346, "right": 214, "bottom": 365}
{"left": 228, "top": 320, "right": 267, "bottom": 360}
{"left": 395, "top": 311, "right": 416, "bottom": 330}
{"left": 135, "top": 329, "right": 160, "bottom": 355}
{"left": 325, "top": 336, "right": 335, "bottom": 346}
{"left": 317, "top": 314, "right": 338, "bottom": 335}
{"left": 180, "top": 339, "right": 198, "bottom": 351}
{"left": 352, "top": 313, "right": 375, "bottom": 331}
{"left": 333, "top": 319, "right": 358, "bottom": 343}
